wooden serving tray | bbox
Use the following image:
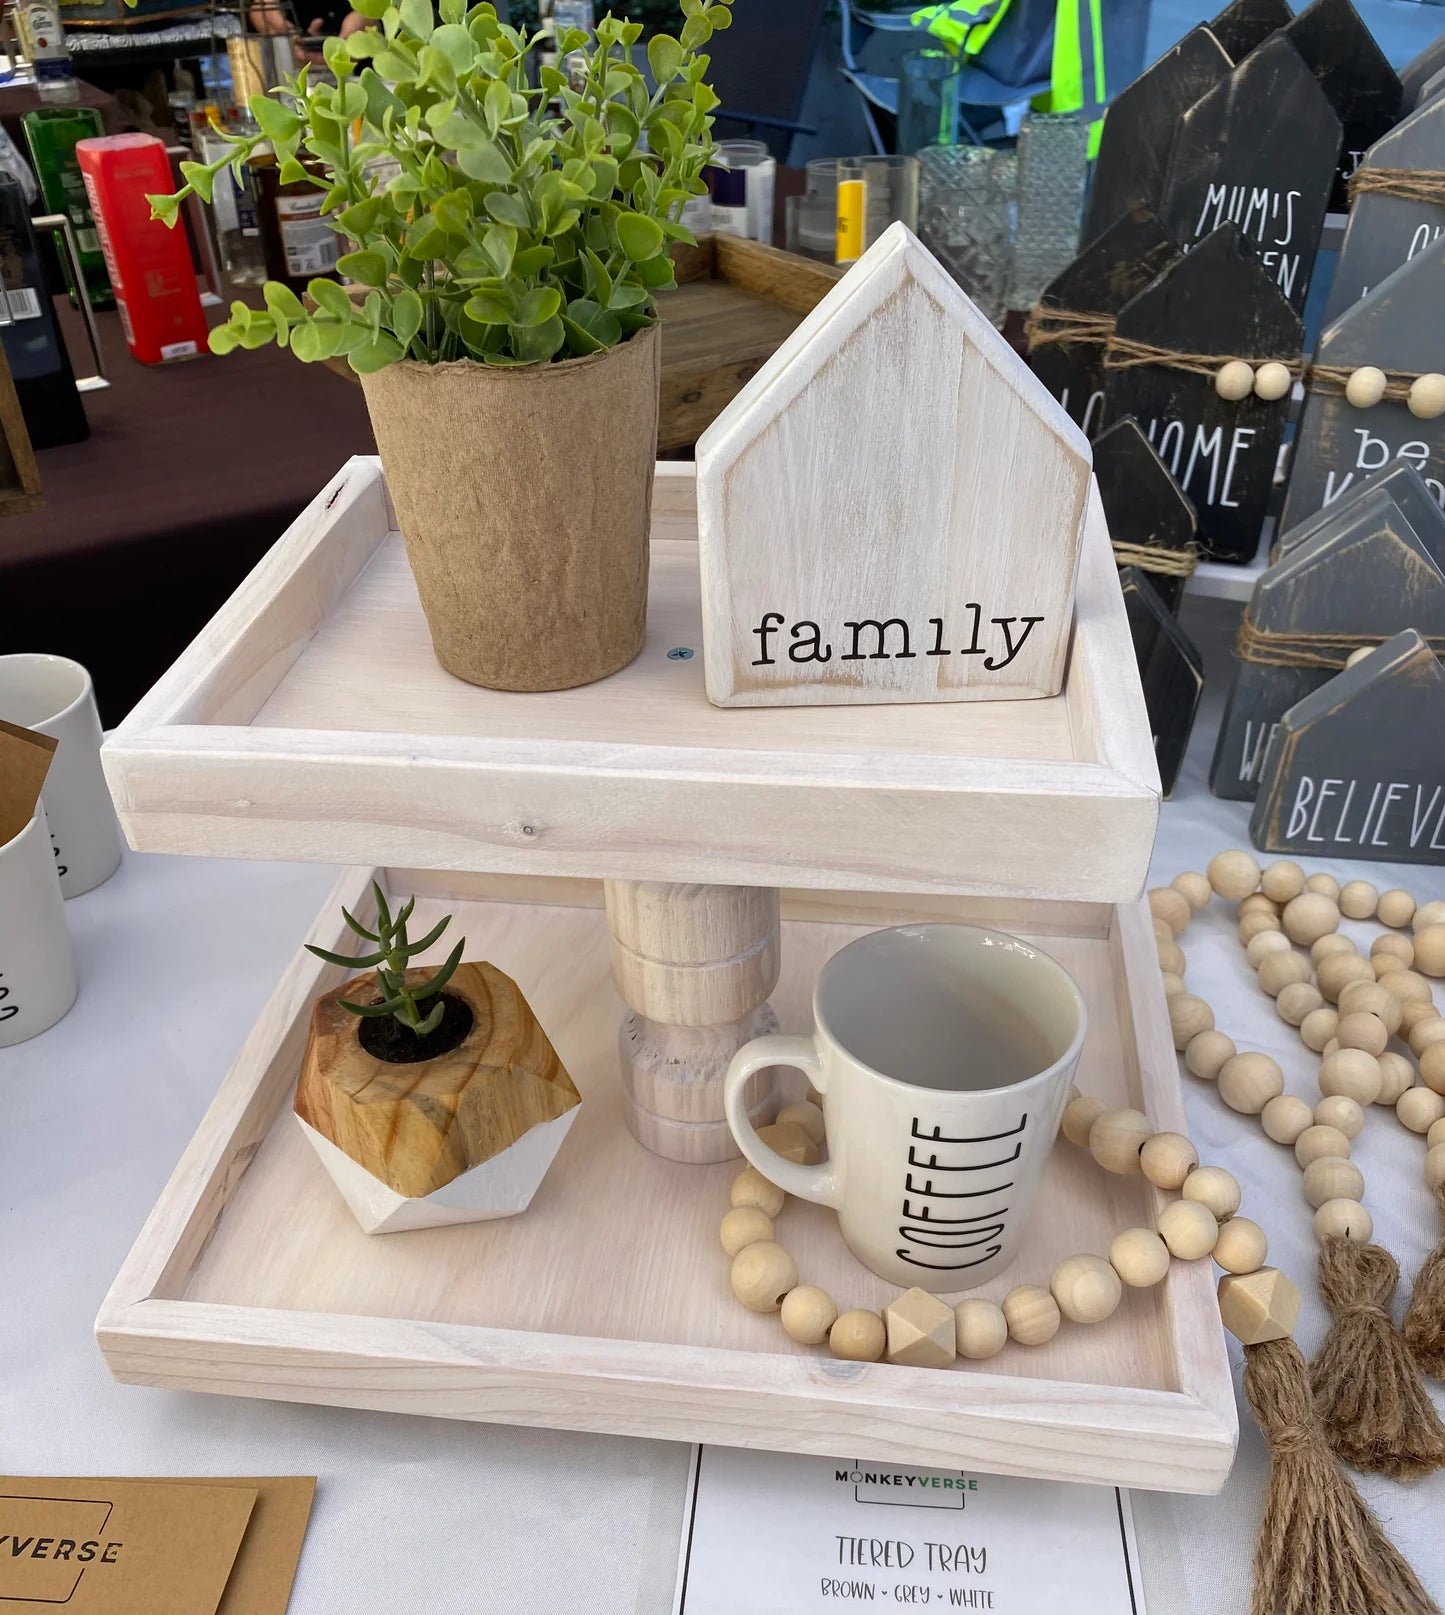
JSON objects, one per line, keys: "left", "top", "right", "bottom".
{"left": 100, "top": 457, "right": 1158, "bottom": 903}
{"left": 97, "top": 870, "right": 1235, "bottom": 1492}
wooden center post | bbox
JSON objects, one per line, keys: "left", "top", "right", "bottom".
{"left": 604, "top": 880, "right": 782, "bottom": 1163}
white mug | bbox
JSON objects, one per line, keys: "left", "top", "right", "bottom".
{"left": 0, "top": 809, "right": 77, "bottom": 1047}
{"left": 724, "top": 924, "right": 1086, "bottom": 1292}
{"left": 0, "top": 654, "right": 122, "bottom": 898}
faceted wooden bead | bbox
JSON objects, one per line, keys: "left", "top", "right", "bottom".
{"left": 1109, "top": 1226, "right": 1171, "bottom": 1287}
{"left": 1318, "top": 1048, "right": 1382, "bottom": 1105}
{"left": 1421, "top": 1043, "right": 1445, "bottom": 1096}
{"left": 1338, "top": 880, "right": 1379, "bottom": 920}
{"left": 1372, "top": 934, "right": 1414, "bottom": 971}
{"left": 1314, "top": 1199, "right": 1374, "bottom": 1242}
{"left": 1240, "top": 893, "right": 1281, "bottom": 921}
{"left": 1376, "top": 1052, "right": 1416, "bottom": 1107}
{"left": 1168, "top": 994, "right": 1214, "bottom": 1051}
{"left": 1148, "top": 886, "right": 1192, "bottom": 937}
{"left": 1313, "top": 1095, "right": 1364, "bottom": 1138}
{"left": 1338, "top": 979, "right": 1403, "bottom": 1034}
{"left": 1218, "top": 1052, "right": 1284, "bottom": 1114}
{"left": 1425, "top": 1144, "right": 1445, "bottom": 1193}
{"left": 1002, "top": 1284, "right": 1061, "bottom": 1346}
{"left": 1315, "top": 951, "right": 1375, "bottom": 1004}
{"left": 1161, "top": 971, "right": 1187, "bottom": 999}
{"left": 1416, "top": 901, "right": 1445, "bottom": 932}
{"left": 1253, "top": 360, "right": 1293, "bottom": 401}
{"left": 757, "top": 1120, "right": 820, "bottom": 1166}
{"left": 1215, "top": 359, "right": 1256, "bottom": 401}
{"left": 885, "top": 1287, "right": 957, "bottom": 1368}
{"left": 1051, "top": 1254, "right": 1122, "bottom": 1324}
{"left": 1282, "top": 892, "right": 1341, "bottom": 946}
{"left": 1378, "top": 888, "right": 1417, "bottom": 929}
{"left": 1258, "top": 951, "right": 1312, "bottom": 998}
{"left": 1218, "top": 1267, "right": 1300, "bottom": 1344}
{"left": 1247, "top": 930, "right": 1293, "bottom": 968}
{"left": 1276, "top": 982, "right": 1323, "bottom": 1026}
{"left": 731, "top": 1165, "right": 785, "bottom": 1217}
{"left": 1089, "top": 1108, "right": 1152, "bottom": 1173}
{"left": 721, "top": 1206, "right": 774, "bottom": 1257}
{"left": 1409, "top": 1017, "right": 1445, "bottom": 1060}
{"left": 781, "top": 1285, "right": 838, "bottom": 1345}
{"left": 1239, "top": 910, "right": 1283, "bottom": 944}
{"left": 1336, "top": 1011, "right": 1388, "bottom": 1057}
{"left": 1157, "top": 1198, "right": 1219, "bottom": 1260}
{"left": 1157, "top": 936, "right": 1186, "bottom": 975}
{"left": 1140, "top": 1131, "right": 1199, "bottom": 1189}
{"left": 1429, "top": 1117, "right": 1445, "bottom": 1150}
{"left": 1345, "top": 365, "right": 1388, "bottom": 408}
{"left": 1311, "top": 933, "right": 1356, "bottom": 963}
{"left": 1171, "top": 871, "right": 1212, "bottom": 913}
{"left": 1398, "top": 1087, "right": 1445, "bottom": 1134}
{"left": 1295, "top": 1124, "right": 1351, "bottom": 1168}
{"left": 1061, "top": 1092, "right": 1107, "bottom": 1148}
{"left": 730, "top": 1242, "right": 799, "bottom": 1312}
{"left": 1260, "top": 860, "right": 1306, "bottom": 902}
{"left": 1409, "top": 372, "right": 1445, "bottom": 420}
{"left": 1185, "top": 1029, "right": 1235, "bottom": 1081}
{"left": 1306, "top": 873, "right": 1341, "bottom": 900}
{"left": 1213, "top": 1216, "right": 1267, "bottom": 1274}
{"left": 830, "top": 1309, "right": 886, "bottom": 1362}
{"left": 954, "top": 1298, "right": 1008, "bottom": 1360}
{"left": 1302, "top": 1156, "right": 1365, "bottom": 1209}
{"left": 1300, "top": 1007, "right": 1339, "bottom": 1052}
{"left": 775, "top": 1100, "right": 826, "bottom": 1147}
{"left": 1262, "top": 1094, "right": 1315, "bottom": 1145}
{"left": 1377, "top": 969, "right": 1432, "bottom": 1004}
{"left": 1208, "top": 849, "right": 1260, "bottom": 900}
{"left": 1413, "top": 925, "right": 1445, "bottom": 978}
{"left": 1182, "top": 1164, "right": 1241, "bottom": 1220}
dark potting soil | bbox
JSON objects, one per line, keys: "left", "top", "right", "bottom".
{"left": 358, "top": 992, "right": 474, "bottom": 1064}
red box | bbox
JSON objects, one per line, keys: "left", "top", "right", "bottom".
{"left": 76, "top": 133, "right": 208, "bottom": 366}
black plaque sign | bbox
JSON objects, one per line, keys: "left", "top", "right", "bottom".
{"left": 1401, "top": 33, "right": 1445, "bottom": 108}
{"left": 1095, "top": 416, "right": 1200, "bottom": 612}
{"left": 1252, "top": 629, "right": 1445, "bottom": 863}
{"left": 1208, "top": 0, "right": 1294, "bottom": 63}
{"left": 1105, "top": 224, "right": 1304, "bottom": 564}
{"left": 1120, "top": 566, "right": 1205, "bottom": 798}
{"left": 1276, "top": 462, "right": 1445, "bottom": 560}
{"left": 1157, "top": 34, "right": 1342, "bottom": 316}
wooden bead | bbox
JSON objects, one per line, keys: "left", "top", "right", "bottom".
{"left": 1215, "top": 358, "right": 1256, "bottom": 400}
{"left": 1417, "top": 901, "right": 1445, "bottom": 932}
{"left": 1262, "top": 1094, "right": 1315, "bottom": 1145}
{"left": 1253, "top": 360, "right": 1293, "bottom": 401}
{"left": 1218, "top": 1051, "right": 1284, "bottom": 1114}
{"left": 1377, "top": 1052, "right": 1417, "bottom": 1107}
{"left": 1160, "top": 971, "right": 1187, "bottom": 999}
{"left": 1185, "top": 1029, "right": 1236, "bottom": 1081}
{"left": 1410, "top": 1017, "right": 1445, "bottom": 1059}
{"left": 1260, "top": 859, "right": 1306, "bottom": 902}
{"left": 1109, "top": 1226, "right": 1171, "bottom": 1287}
{"left": 1344, "top": 364, "right": 1388, "bottom": 407}
{"left": 1168, "top": 993, "right": 1214, "bottom": 1051}
{"left": 1300, "top": 1007, "right": 1339, "bottom": 1052}
{"left": 1302, "top": 1156, "right": 1365, "bottom": 1209}
{"left": 775, "top": 1100, "right": 825, "bottom": 1146}
{"left": 1313, "top": 1095, "right": 1364, "bottom": 1139}
{"left": 1208, "top": 849, "right": 1260, "bottom": 901}
{"left": 1240, "top": 893, "right": 1281, "bottom": 921}
{"left": 1421, "top": 1043, "right": 1445, "bottom": 1096}
{"left": 1408, "top": 371, "right": 1445, "bottom": 420}
{"left": 1275, "top": 982, "right": 1323, "bottom": 1026}
{"left": 1050, "top": 1254, "right": 1122, "bottom": 1325}
{"left": 1315, "top": 951, "right": 1374, "bottom": 1004}
{"left": 1157, "top": 1199, "right": 1219, "bottom": 1260}
{"left": 829, "top": 1309, "right": 886, "bottom": 1362}
{"left": 1089, "top": 1108, "right": 1152, "bottom": 1174}
{"left": 954, "top": 1298, "right": 1007, "bottom": 1360}
{"left": 884, "top": 1287, "right": 957, "bottom": 1368}
{"left": 1295, "top": 1124, "right": 1351, "bottom": 1168}
{"left": 1338, "top": 880, "right": 1378, "bottom": 919}
{"left": 1213, "top": 1216, "right": 1267, "bottom": 1274}
{"left": 1283, "top": 892, "right": 1340, "bottom": 946}
{"left": 1140, "top": 1131, "right": 1199, "bottom": 1189}
{"left": 1154, "top": 915, "right": 1178, "bottom": 949}
{"left": 1061, "top": 1092, "right": 1107, "bottom": 1148}
{"left": 1318, "top": 1048, "right": 1382, "bottom": 1105}
{"left": 1218, "top": 1267, "right": 1300, "bottom": 1344}
{"left": 1306, "top": 873, "right": 1341, "bottom": 900}
{"left": 1400, "top": 999, "right": 1442, "bottom": 1035}
{"left": 1311, "top": 933, "right": 1355, "bottom": 963}
{"left": 1338, "top": 979, "right": 1403, "bottom": 1034}
{"left": 757, "top": 1120, "right": 820, "bottom": 1166}
{"left": 1425, "top": 1144, "right": 1445, "bottom": 1193}
{"left": 1398, "top": 1087, "right": 1445, "bottom": 1134}
{"left": 1323, "top": 1039, "right": 1340, "bottom": 1058}
{"left": 1258, "top": 951, "right": 1312, "bottom": 998}
{"left": 1314, "top": 1199, "right": 1373, "bottom": 1243}
{"left": 1247, "top": 930, "right": 1293, "bottom": 968}
{"left": 1182, "top": 1164, "right": 1241, "bottom": 1220}
{"left": 1157, "top": 936, "right": 1185, "bottom": 975}
{"left": 1148, "top": 886, "right": 1192, "bottom": 937}
{"left": 1344, "top": 645, "right": 1374, "bottom": 669}
{"left": 1171, "top": 871, "right": 1212, "bottom": 913}
{"left": 1239, "top": 910, "right": 1283, "bottom": 943}
{"left": 1412, "top": 925, "right": 1445, "bottom": 978}
{"left": 1377, "top": 969, "right": 1433, "bottom": 1004}
{"left": 731, "top": 1165, "right": 784, "bottom": 1217}
{"left": 1378, "top": 888, "right": 1417, "bottom": 928}
{"left": 1372, "top": 937, "right": 1415, "bottom": 975}
{"left": 1336, "top": 1011, "right": 1388, "bottom": 1057}
{"left": 1429, "top": 1116, "right": 1445, "bottom": 1150}
{"left": 721, "top": 1206, "right": 774, "bottom": 1256}
{"left": 730, "top": 1242, "right": 798, "bottom": 1312}
{"left": 1002, "top": 1284, "right": 1061, "bottom": 1346}
{"left": 781, "top": 1285, "right": 838, "bottom": 1345}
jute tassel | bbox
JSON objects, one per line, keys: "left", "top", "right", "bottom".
{"left": 1244, "top": 1337, "right": 1441, "bottom": 1615}
{"left": 1405, "top": 1184, "right": 1445, "bottom": 1379}
{"left": 1311, "top": 1236, "right": 1445, "bottom": 1478}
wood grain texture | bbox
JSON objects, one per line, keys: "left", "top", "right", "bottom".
{"left": 1207, "top": 0, "right": 1294, "bottom": 63}
{"left": 1093, "top": 416, "right": 1199, "bottom": 613}
{"left": 695, "top": 223, "right": 1092, "bottom": 707}
{"left": 0, "top": 342, "right": 42, "bottom": 517}
{"left": 100, "top": 458, "right": 1159, "bottom": 903}
{"left": 95, "top": 869, "right": 1236, "bottom": 1490}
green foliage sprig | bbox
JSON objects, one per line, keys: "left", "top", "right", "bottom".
{"left": 151, "top": 0, "right": 733, "bottom": 371}
{"left": 307, "top": 882, "right": 466, "bottom": 1037}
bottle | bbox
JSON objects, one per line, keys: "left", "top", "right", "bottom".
{"left": 22, "top": 105, "right": 113, "bottom": 309}
{"left": 252, "top": 152, "right": 341, "bottom": 295}
{"left": 194, "top": 110, "right": 264, "bottom": 285}
{"left": 20, "top": 0, "right": 78, "bottom": 105}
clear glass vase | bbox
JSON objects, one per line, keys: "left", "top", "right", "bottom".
{"left": 897, "top": 49, "right": 961, "bottom": 156}
{"left": 917, "top": 144, "right": 1016, "bottom": 327}
{"left": 1008, "top": 111, "right": 1089, "bottom": 312}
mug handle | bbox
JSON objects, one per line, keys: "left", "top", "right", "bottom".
{"left": 724, "top": 1034, "right": 843, "bottom": 1207}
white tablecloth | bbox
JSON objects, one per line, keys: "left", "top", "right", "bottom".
{"left": 3, "top": 594, "right": 1443, "bottom": 1614}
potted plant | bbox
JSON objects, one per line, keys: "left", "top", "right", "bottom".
{"left": 153, "top": 1, "right": 733, "bottom": 691}
{"left": 295, "top": 883, "right": 581, "bottom": 1233}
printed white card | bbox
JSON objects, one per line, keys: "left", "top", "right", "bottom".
{"left": 674, "top": 1448, "right": 1144, "bottom": 1615}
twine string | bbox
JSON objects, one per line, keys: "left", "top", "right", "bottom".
{"left": 1306, "top": 363, "right": 1436, "bottom": 403}
{"left": 1347, "top": 166, "right": 1445, "bottom": 206}
{"left": 1236, "top": 610, "right": 1445, "bottom": 670}
{"left": 1112, "top": 540, "right": 1198, "bottom": 577}
{"left": 1023, "top": 305, "right": 1116, "bottom": 349}
{"left": 1103, "top": 333, "right": 1302, "bottom": 379}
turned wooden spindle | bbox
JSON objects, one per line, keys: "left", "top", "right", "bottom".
{"left": 604, "top": 880, "right": 783, "bottom": 1163}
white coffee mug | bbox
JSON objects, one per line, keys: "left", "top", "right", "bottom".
{"left": 0, "top": 654, "right": 122, "bottom": 898}
{"left": 0, "top": 809, "right": 78, "bottom": 1047}
{"left": 724, "top": 924, "right": 1086, "bottom": 1292}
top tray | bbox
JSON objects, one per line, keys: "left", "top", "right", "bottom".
{"left": 102, "top": 457, "right": 1158, "bottom": 900}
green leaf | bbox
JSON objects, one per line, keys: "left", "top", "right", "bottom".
{"left": 344, "top": 28, "right": 379, "bottom": 57}
{"left": 680, "top": 12, "right": 710, "bottom": 48}
{"left": 179, "top": 160, "right": 214, "bottom": 203}
{"left": 512, "top": 243, "right": 556, "bottom": 277}
{"left": 432, "top": 187, "right": 473, "bottom": 235}
{"left": 561, "top": 314, "right": 605, "bottom": 355}
{"left": 390, "top": 287, "right": 423, "bottom": 348}
{"left": 585, "top": 248, "right": 613, "bottom": 308}
{"left": 372, "top": 46, "right": 417, "bottom": 81}
{"left": 565, "top": 296, "right": 620, "bottom": 349}
{"left": 482, "top": 222, "right": 517, "bottom": 275}
{"left": 412, "top": 937, "right": 465, "bottom": 999}
{"left": 306, "top": 941, "right": 390, "bottom": 968}
{"left": 512, "top": 285, "right": 561, "bottom": 327}
{"left": 414, "top": 999, "right": 446, "bottom": 1037}
{"left": 464, "top": 290, "right": 512, "bottom": 324}
{"left": 398, "top": 0, "right": 431, "bottom": 39}
{"left": 608, "top": 280, "right": 649, "bottom": 309}
{"left": 359, "top": 67, "right": 403, "bottom": 123}
{"left": 147, "top": 192, "right": 182, "bottom": 227}
{"left": 706, "top": 3, "right": 732, "bottom": 26}
{"left": 402, "top": 223, "right": 449, "bottom": 261}
{"left": 338, "top": 992, "right": 412, "bottom": 1018}
{"left": 308, "top": 277, "right": 355, "bottom": 319}
{"left": 278, "top": 156, "right": 310, "bottom": 184}
{"left": 353, "top": 0, "right": 387, "bottom": 15}
{"left": 403, "top": 912, "right": 452, "bottom": 955}
{"left": 338, "top": 196, "right": 382, "bottom": 236}
{"left": 456, "top": 139, "right": 512, "bottom": 184}
{"left": 616, "top": 212, "right": 664, "bottom": 262}
{"left": 438, "top": 0, "right": 465, "bottom": 22}
{"left": 208, "top": 323, "right": 242, "bottom": 355}
{"left": 248, "top": 94, "right": 302, "bottom": 143}
{"left": 264, "top": 281, "right": 305, "bottom": 321}
{"left": 483, "top": 78, "right": 510, "bottom": 135}
{"left": 337, "top": 249, "right": 389, "bottom": 287}
{"left": 417, "top": 44, "right": 456, "bottom": 93}
{"left": 647, "top": 33, "right": 684, "bottom": 84}
{"left": 337, "top": 78, "right": 368, "bottom": 120}
{"left": 429, "top": 21, "right": 474, "bottom": 67}
{"left": 341, "top": 905, "right": 381, "bottom": 941}
{"left": 483, "top": 190, "right": 530, "bottom": 229}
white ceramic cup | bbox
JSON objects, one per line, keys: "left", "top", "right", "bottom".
{"left": 723, "top": 924, "right": 1087, "bottom": 1292}
{"left": 0, "top": 808, "right": 78, "bottom": 1047}
{"left": 0, "top": 654, "right": 122, "bottom": 898}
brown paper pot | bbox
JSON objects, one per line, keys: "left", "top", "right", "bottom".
{"left": 360, "top": 321, "right": 660, "bottom": 691}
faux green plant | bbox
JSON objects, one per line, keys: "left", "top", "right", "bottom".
{"left": 151, "top": 0, "right": 733, "bottom": 370}
{"left": 306, "top": 882, "right": 465, "bottom": 1037}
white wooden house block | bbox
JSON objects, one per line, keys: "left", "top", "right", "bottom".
{"left": 695, "top": 223, "right": 1093, "bottom": 708}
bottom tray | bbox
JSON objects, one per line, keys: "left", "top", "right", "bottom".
{"left": 97, "top": 871, "right": 1236, "bottom": 1491}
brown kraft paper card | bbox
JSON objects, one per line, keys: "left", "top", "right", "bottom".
{"left": 0, "top": 720, "right": 56, "bottom": 846}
